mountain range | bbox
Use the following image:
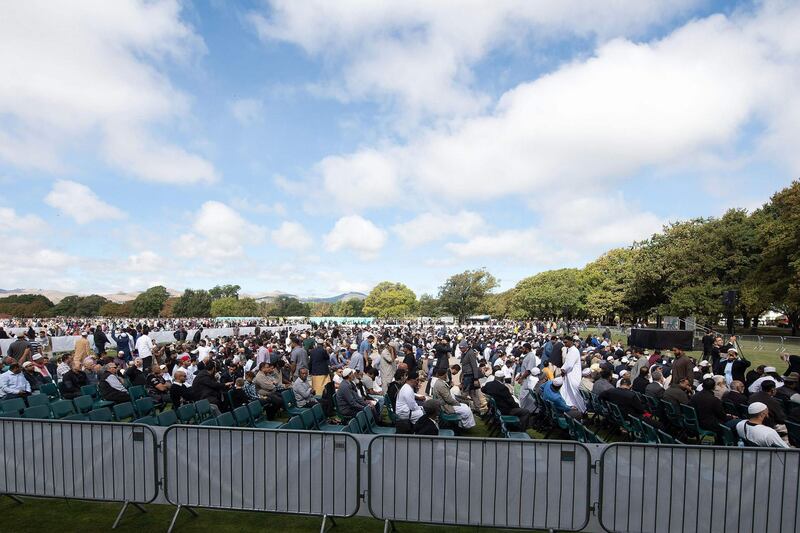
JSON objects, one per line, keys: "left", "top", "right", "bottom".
{"left": 0, "top": 288, "right": 366, "bottom": 304}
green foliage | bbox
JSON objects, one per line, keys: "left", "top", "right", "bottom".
{"left": 309, "top": 302, "right": 334, "bottom": 317}
{"left": 0, "top": 294, "right": 53, "bottom": 316}
{"left": 416, "top": 293, "right": 443, "bottom": 318}
{"left": 512, "top": 268, "right": 586, "bottom": 319}
{"left": 209, "top": 284, "right": 241, "bottom": 300}
{"left": 173, "top": 289, "right": 213, "bottom": 317}
{"left": 99, "top": 301, "right": 132, "bottom": 317}
{"left": 130, "top": 286, "right": 170, "bottom": 317}
{"left": 438, "top": 269, "right": 499, "bottom": 322}
{"left": 363, "top": 282, "right": 417, "bottom": 318}
{"left": 332, "top": 298, "right": 365, "bottom": 317}
{"left": 261, "top": 295, "right": 311, "bottom": 317}
{"left": 50, "top": 295, "right": 109, "bottom": 317}
{"left": 583, "top": 248, "right": 636, "bottom": 322}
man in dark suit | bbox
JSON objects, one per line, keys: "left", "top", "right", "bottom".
{"left": 689, "top": 378, "right": 730, "bottom": 440}
{"left": 715, "top": 349, "right": 750, "bottom": 384}
{"left": 482, "top": 372, "right": 531, "bottom": 428}
{"left": 599, "top": 378, "right": 644, "bottom": 418}
{"left": 414, "top": 399, "right": 442, "bottom": 435}
{"left": 702, "top": 331, "right": 714, "bottom": 359}
{"left": 549, "top": 337, "right": 564, "bottom": 368}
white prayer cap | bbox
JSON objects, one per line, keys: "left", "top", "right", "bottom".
{"left": 621, "top": 357, "right": 629, "bottom": 363}
{"left": 531, "top": 368, "right": 541, "bottom": 376}
{"left": 494, "top": 370, "right": 504, "bottom": 377}
{"left": 342, "top": 368, "right": 355, "bottom": 377}
{"left": 350, "top": 343, "right": 358, "bottom": 350}
{"left": 699, "top": 360, "right": 710, "bottom": 367}
{"left": 693, "top": 367, "right": 700, "bottom": 372}
{"left": 748, "top": 402, "right": 768, "bottom": 415}
{"left": 582, "top": 368, "right": 592, "bottom": 376}
{"left": 765, "top": 366, "right": 777, "bottom": 373}
{"left": 703, "top": 373, "right": 714, "bottom": 380}
{"left": 552, "top": 377, "right": 564, "bottom": 386}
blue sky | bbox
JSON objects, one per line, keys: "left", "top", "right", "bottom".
{"left": 0, "top": 0, "right": 797, "bottom": 298}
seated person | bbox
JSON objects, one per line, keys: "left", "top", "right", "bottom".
{"left": 98, "top": 362, "right": 131, "bottom": 404}
{"left": 736, "top": 402, "right": 789, "bottom": 448}
{"left": 414, "top": 399, "right": 443, "bottom": 435}
{"left": 482, "top": 370, "right": 532, "bottom": 428}
{"left": 292, "top": 368, "right": 318, "bottom": 407}
{"left": 542, "top": 377, "right": 581, "bottom": 419}
{"left": 430, "top": 368, "right": 475, "bottom": 429}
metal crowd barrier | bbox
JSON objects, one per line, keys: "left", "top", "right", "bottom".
{"left": 599, "top": 443, "right": 800, "bottom": 533}
{"left": 367, "top": 435, "right": 592, "bottom": 532}
{"left": 161, "top": 425, "right": 361, "bottom": 532}
{"left": 0, "top": 418, "right": 159, "bottom": 528}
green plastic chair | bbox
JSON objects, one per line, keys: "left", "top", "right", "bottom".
{"left": 87, "top": 407, "right": 113, "bottom": 422}
{"left": 23, "top": 405, "right": 51, "bottom": 419}
{"left": 661, "top": 400, "right": 684, "bottom": 429}
{"left": 342, "top": 418, "right": 360, "bottom": 434}
{"left": 157, "top": 409, "right": 179, "bottom": 427}
{"left": 679, "top": 404, "right": 716, "bottom": 444}
{"left": 1, "top": 398, "right": 27, "bottom": 416}
{"left": 133, "top": 416, "right": 158, "bottom": 426}
{"left": 200, "top": 418, "right": 217, "bottom": 426}
{"left": 280, "top": 416, "right": 304, "bottom": 430}
{"left": 72, "top": 395, "right": 94, "bottom": 414}
{"left": 232, "top": 406, "right": 253, "bottom": 428}
{"left": 363, "top": 406, "right": 395, "bottom": 434}
{"left": 627, "top": 415, "right": 648, "bottom": 443}
{"left": 80, "top": 384, "right": 114, "bottom": 410}
{"left": 112, "top": 402, "right": 135, "bottom": 422}
{"left": 63, "top": 413, "right": 87, "bottom": 421}
{"left": 176, "top": 403, "right": 196, "bottom": 424}
{"left": 438, "top": 429, "right": 456, "bottom": 437}
{"left": 787, "top": 421, "right": 800, "bottom": 448}
{"left": 641, "top": 421, "right": 660, "bottom": 444}
{"left": 718, "top": 423, "right": 739, "bottom": 446}
{"left": 281, "top": 389, "right": 307, "bottom": 417}
{"left": 194, "top": 400, "right": 213, "bottom": 421}
{"left": 215, "top": 412, "right": 236, "bottom": 427}
{"left": 657, "top": 429, "right": 679, "bottom": 444}
{"left": 300, "top": 409, "right": 318, "bottom": 430}
{"left": 501, "top": 420, "right": 531, "bottom": 440}
{"left": 354, "top": 411, "right": 371, "bottom": 434}
{"left": 134, "top": 397, "right": 155, "bottom": 418}
{"left": 50, "top": 399, "right": 76, "bottom": 419}
{"left": 247, "top": 401, "right": 282, "bottom": 429}
{"left": 27, "top": 394, "right": 51, "bottom": 408}
{"left": 128, "top": 385, "right": 146, "bottom": 402}
{"left": 40, "top": 382, "right": 61, "bottom": 401}
{"left": 382, "top": 394, "right": 396, "bottom": 424}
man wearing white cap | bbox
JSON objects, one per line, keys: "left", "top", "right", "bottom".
{"left": 735, "top": 402, "right": 789, "bottom": 448}
{"left": 748, "top": 367, "right": 782, "bottom": 394}
{"left": 542, "top": 377, "right": 580, "bottom": 419}
{"left": 560, "top": 337, "right": 585, "bottom": 412}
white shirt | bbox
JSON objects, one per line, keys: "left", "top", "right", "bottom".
{"left": 135, "top": 334, "right": 154, "bottom": 359}
{"left": 197, "top": 346, "right": 212, "bottom": 363}
{"left": 0, "top": 370, "right": 31, "bottom": 396}
{"left": 395, "top": 383, "right": 423, "bottom": 423}
{"left": 749, "top": 376, "right": 780, "bottom": 394}
{"left": 736, "top": 420, "right": 789, "bottom": 448}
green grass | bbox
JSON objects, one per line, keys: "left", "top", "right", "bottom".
{"left": 0, "top": 496, "right": 525, "bottom": 533}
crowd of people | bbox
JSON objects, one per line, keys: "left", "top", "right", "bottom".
{"left": 1, "top": 319, "right": 798, "bottom": 447}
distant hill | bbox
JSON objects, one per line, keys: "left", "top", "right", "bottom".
{"left": 0, "top": 288, "right": 182, "bottom": 304}
{"left": 303, "top": 292, "right": 367, "bottom": 304}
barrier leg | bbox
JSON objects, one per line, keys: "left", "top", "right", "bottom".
{"left": 319, "top": 514, "right": 337, "bottom": 533}
{"left": 167, "top": 505, "right": 198, "bottom": 533}
{"left": 2, "top": 494, "right": 23, "bottom": 504}
{"left": 112, "top": 501, "right": 129, "bottom": 529}
{"left": 383, "top": 519, "right": 396, "bottom": 533}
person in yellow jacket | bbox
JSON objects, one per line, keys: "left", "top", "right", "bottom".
{"left": 72, "top": 331, "right": 91, "bottom": 365}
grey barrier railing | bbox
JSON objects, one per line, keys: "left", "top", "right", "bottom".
{"left": 161, "top": 425, "right": 361, "bottom": 532}
{"left": 367, "top": 435, "right": 592, "bottom": 532}
{"left": 0, "top": 418, "right": 159, "bottom": 528}
{"left": 599, "top": 443, "right": 800, "bottom": 533}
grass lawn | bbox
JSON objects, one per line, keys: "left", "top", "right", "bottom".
{"left": 0, "top": 496, "right": 528, "bottom": 533}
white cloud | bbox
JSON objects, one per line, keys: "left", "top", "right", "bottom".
{"left": 392, "top": 211, "right": 485, "bottom": 247}
{"left": 323, "top": 215, "right": 387, "bottom": 259}
{"left": 316, "top": 149, "right": 400, "bottom": 208}
{"left": 44, "top": 180, "right": 126, "bottom": 224}
{"left": 250, "top": 0, "right": 699, "bottom": 120}
{"left": 445, "top": 228, "right": 544, "bottom": 260}
{"left": 271, "top": 221, "right": 312, "bottom": 250}
{"left": 128, "top": 250, "right": 161, "bottom": 272}
{"left": 299, "top": 2, "right": 800, "bottom": 208}
{"left": 179, "top": 201, "right": 266, "bottom": 261}
{"left": 229, "top": 98, "right": 264, "bottom": 124}
{"left": 0, "top": 1, "right": 217, "bottom": 184}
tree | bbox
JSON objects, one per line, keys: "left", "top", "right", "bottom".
{"left": 751, "top": 180, "right": 800, "bottom": 335}
{"left": 173, "top": 289, "right": 213, "bottom": 317}
{"left": 99, "top": 301, "right": 132, "bottom": 317}
{"left": 74, "top": 295, "right": 110, "bottom": 317}
{"left": 262, "top": 295, "right": 310, "bottom": 317}
{"left": 363, "top": 282, "right": 417, "bottom": 318}
{"left": 210, "top": 296, "right": 259, "bottom": 317}
{"left": 332, "top": 298, "right": 365, "bottom": 317}
{"left": 583, "top": 248, "right": 637, "bottom": 323}
{"left": 438, "top": 269, "right": 499, "bottom": 322}
{"left": 416, "top": 294, "right": 443, "bottom": 318}
{"left": 482, "top": 289, "right": 519, "bottom": 319}
{"left": 209, "top": 284, "right": 241, "bottom": 300}
{"left": 512, "top": 268, "right": 586, "bottom": 319}
{"left": 309, "top": 302, "right": 334, "bottom": 317}
{"left": 131, "top": 286, "right": 170, "bottom": 317}
{"left": 0, "top": 294, "right": 54, "bottom": 316}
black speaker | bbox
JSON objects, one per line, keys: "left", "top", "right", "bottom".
{"left": 722, "top": 290, "right": 739, "bottom": 307}
{"left": 628, "top": 329, "right": 695, "bottom": 350}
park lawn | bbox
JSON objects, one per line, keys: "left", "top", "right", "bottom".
{"left": 0, "top": 496, "right": 528, "bottom": 533}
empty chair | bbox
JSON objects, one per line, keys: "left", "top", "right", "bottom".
{"left": 1, "top": 398, "right": 27, "bottom": 416}
{"left": 63, "top": 413, "right": 87, "bottom": 421}
{"left": 40, "top": 382, "right": 61, "bottom": 401}
{"left": 128, "top": 385, "right": 146, "bottom": 402}
{"left": 194, "top": 400, "right": 213, "bottom": 421}
{"left": 157, "top": 410, "right": 179, "bottom": 427}
{"left": 80, "top": 384, "right": 114, "bottom": 410}
{"left": 300, "top": 409, "right": 317, "bottom": 430}
{"left": 200, "top": 418, "right": 217, "bottom": 426}
{"left": 72, "top": 395, "right": 94, "bottom": 414}
{"left": 133, "top": 416, "right": 159, "bottom": 426}
{"left": 176, "top": 403, "right": 197, "bottom": 424}
{"left": 23, "top": 405, "right": 51, "bottom": 419}
{"left": 26, "top": 394, "right": 51, "bottom": 408}
{"left": 438, "top": 429, "right": 457, "bottom": 437}
{"left": 343, "top": 418, "right": 361, "bottom": 434}
{"left": 87, "top": 407, "right": 113, "bottom": 422}
{"left": 311, "top": 404, "right": 345, "bottom": 432}
{"left": 280, "top": 416, "right": 304, "bottom": 430}
{"left": 247, "top": 401, "right": 282, "bottom": 429}
{"left": 354, "top": 411, "right": 371, "bottom": 434}
{"left": 232, "top": 406, "right": 252, "bottom": 428}
{"left": 50, "top": 399, "right": 76, "bottom": 419}
{"left": 215, "top": 412, "right": 236, "bottom": 427}
{"left": 112, "top": 402, "right": 135, "bottom": 422}
{"left": 134, "top": 397, "right": 155, "bottom": 418}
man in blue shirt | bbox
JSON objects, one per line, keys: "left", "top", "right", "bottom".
{"left": 542, "top": 377, "right": 580, "bottom": 418}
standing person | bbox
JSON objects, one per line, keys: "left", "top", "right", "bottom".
{"left": 560, "top": 337, "right": 585, "bottom": 412}
{"left": 459, "top": 339, "right": 487, "bottom": 415}
{"left": 716, "top": 349, "right": 751, "bottom": 386}
{"left": 379, "top": 343, "right": 397, "bottom": 394}
{"left": 8, "top": 334, "right": 30, "bottom": 362}
{"left": 702, "top": 330, "right": 715, "bottom": 360}
{"left": 289, "top": 336, "right": 308, "bottom": 378}
{"left": 135, "top": 327, "right": 155, "bottom": 371}
{"left": 309, "top": 341, "right": 330, "bottom": 395}
{"left": 93, "top": 326, "right": 111, "bottom": 357}
{"left": 549, "top": 336, "right": 565, "bottom": 369}
{"left": 401, "top": 343, "right": 418, "bottom": 380}
{"left": 73, "top": 332, "right": 90, "bottom": 365}
{"left": 709, "top": 336, "right": 723, "bottom": 370}
{"left": 111, "top": 327, "right": 134, "bottom": 361}
{"left": 670, "top": 348, "right": 693, "bottom": 385}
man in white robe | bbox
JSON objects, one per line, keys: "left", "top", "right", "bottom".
{"left": 560, "top": 337, "right": 586, "bottom": 412}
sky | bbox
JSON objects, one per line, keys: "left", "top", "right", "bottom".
{"left": 0, "top": 0, "right": 798, "bottom": 298}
